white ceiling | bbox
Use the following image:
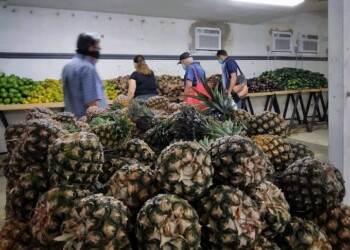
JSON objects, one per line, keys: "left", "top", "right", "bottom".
{"left": 4, "top": 0, "right": 327, "bottom": 24}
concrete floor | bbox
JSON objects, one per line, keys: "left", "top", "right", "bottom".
{"left": 0, "top": 125, "right": 329, "bottom": 228}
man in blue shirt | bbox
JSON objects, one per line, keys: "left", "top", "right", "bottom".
{"left": 216, "top": 50, "right": 238, "bottom": 98}
{"left": 177, "top": 52, "right": 206, "bottom": 94}
{"left": 62, "top": 32, "right": 107, "bottom": 118}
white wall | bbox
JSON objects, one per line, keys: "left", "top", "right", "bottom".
{"left": 0, "top": 2, "right": 329, "bottom": 152}
{"left": 0, "top": 2, "right": 328, "bottom": 80}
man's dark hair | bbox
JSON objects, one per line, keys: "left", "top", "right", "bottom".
{"left": 76, "top": 32, "right": 100, "bottom": 50}
{"left": 216, "top": 50, "right": 228, "bottom": 57}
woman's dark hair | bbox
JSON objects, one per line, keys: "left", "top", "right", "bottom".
{"left": 76, "top": 32, "right": 100, "bottom": 51}
{"left": 134, "top": 55, "right": 151, "bottom": 75}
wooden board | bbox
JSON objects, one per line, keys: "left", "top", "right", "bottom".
{"left": 0, "top": 89, "right": 328, "bottom": 111}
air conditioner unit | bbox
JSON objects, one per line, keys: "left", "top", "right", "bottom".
{"left": 298, "top": 34, "right": 319, "bottom": 54}
{"left": 271, "top": 31, "right": 292, "bottom": 52}
{"left": 195, "top": 27, "right": 221, "bottom": 51}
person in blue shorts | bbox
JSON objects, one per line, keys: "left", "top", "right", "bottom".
{"left": 217, "top": 49, "right": 243, "bottom": 108}
{"left": 62, "top": 32, "right": 107, "bottom": 118}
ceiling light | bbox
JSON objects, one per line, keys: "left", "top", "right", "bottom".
{"left": 232, "top": 0, "right": 304, "bottom": 7}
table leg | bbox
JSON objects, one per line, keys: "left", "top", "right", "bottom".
{"left": 307, "top": 91, "right": 321, "bottom": 132}
{"left": 287, "top": 92, "right": 301, "bottom": 136}
{"left": 290, "top": 94, "right": 302, "bottom": 124}
{"left": 264, "top": 96, "right": 271, "bottom": 111}
{"left": 246, "top": 97, "right": 254, "bottom": 115}
{"left": 0, "top": 111, "right": 9, "bottom": 128}
{"left": 283, "top": 94, "right": 291, "bottom": 119}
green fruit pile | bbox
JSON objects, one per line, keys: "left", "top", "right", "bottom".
{"left": 260, "top": 68, "right": 328, "bottom": 90}
{"left": 0, "top": 73, "right": 39, "bottom": 105}
{"left": 0, "top": 74, "right": 64, "bottom": 105}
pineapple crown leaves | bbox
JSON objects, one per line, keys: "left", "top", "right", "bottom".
{"left": 186, "top": 80, "right": 234, "bottom": 120}
{"left": 200, "top": 119, "right": 247, "bottom": 140}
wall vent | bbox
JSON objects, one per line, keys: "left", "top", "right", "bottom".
{"left": 298, "top": 34, "right": 319, "bottom": 54}
{"left": 272, "top": 31, "right": 292, "bottom": 52}
{"left": 195, "top": 27, "right": 221, "bottom": 51}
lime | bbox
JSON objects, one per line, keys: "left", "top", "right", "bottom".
{"left": 1, "top": 92, "right": 8, "bottom": 98}
{"left": 15, "top": 93, "right": 22, "bottom": 98}
{"left": 0, "top": 98, "right": 3, "bottom": 104}
{"left": 12, "top": 98, "right": 18, "bottom": 103}
{"left": 4, "top": 98, "right": 10, "bottom": 104}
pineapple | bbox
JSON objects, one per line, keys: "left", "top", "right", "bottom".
{"left": 117, "top": 138, "right": 156, "bottom": 167}
{"left": 251, "top": 134, "right": 295, "bottom": 173}
{"left": 314, "top": 204, "right": 350, "bottom": 249}
{"left": 199, "top": 185, "right": 263, "bottom": 250}
{"left": 75, "top": 120, "right": 91, "bottom": 132}
{"left": 99, "top": 155, "right": 139, "bottom": 184}
{"left": 112, "top": 94, "right": 129, "bottom": 108}
{"left": 56, "top": 194, "right": 131, "bottom": 249}
{"left": 281, "top": 157, "right": 345, "bottom": 218}
{"left": 29, "top": 185, "right": 91, "bottom": 247}
{"left": 25, "top": 106, "right": 54, "bottom": 121}
{"left": 136, "top": 194, "right": 201, "bottom": 249}
{"left": 18, "top": 119, "right": 66, "bottom": 163}
{"left": 168, "top": 102, "right": 181, "bottom": 112}
{"left": 48, "top": 132, "right": 104, "bottom": 189}
{"left": 107, "top": 163, "right": 157, "bottom": 213}
{"left": 252, "top": 237, "right": 281, "bottom": 250}
{"left": 142, "top": 117, "right": 177, "bottom": 155}
{"left": 78, "top": 115, "right": 88, "bottom": 123}
{"left": 276, "top": 217, "right": 332, "bottom": 250}
{"left": 232, "top": 108, "right": 252, "bottom": 122}
{"left": 85, "top": 105, "right": 105, "bottom": 122}
{"left": 90, "top": 112, "right": 132, "bottom": 150}
{"left": 156, "top": 141, "right": 213, "bottom": 202}
{"left": 170, "top": 104, "right": 205, "bottom": 140}
{"left": 287, "top": 140, "right": 315, "bottom": 161}
{"left": 146, "top": 95, "right": 170, "bottom": 110}
{"left": 4, "top": 121, "right": 27, "bottom": 154}
{"left": 52, "top": 111, "right": 76, "bottom": 124}
{"left": 9, "top": 164, "right": 50, "bottom": 221}
{"left": 127, "top": 99, "right": 156, "bottom": 131}
{"left": 247, "top": 111, "right": 287, "bottom": 136}
{"left": 208, "top": 135, "right": 270, "bottom": 192}
{"left": 252, "top": 181, "right": 291, "bottom": 238}
{"left": 0, "top": 217, "right": 38, "bottom": 250}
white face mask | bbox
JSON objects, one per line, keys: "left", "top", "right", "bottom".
{"left": 182, "top": 64, "right": 187, "bottom": 70}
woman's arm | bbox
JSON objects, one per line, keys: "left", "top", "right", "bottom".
{"left": 127, "top": 79, "right": 136, "bottom": 101}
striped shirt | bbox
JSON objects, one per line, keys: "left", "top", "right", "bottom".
{"left": 62, "top": 54, "right": 107, "bottom": 118}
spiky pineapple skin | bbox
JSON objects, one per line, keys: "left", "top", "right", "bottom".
{"left": 199, "top": 185, "right": 263, "bottom": 250}
{"left": 156, "top": 141, "right": 213, "bottom": 202}
{"left": 29, "top": 185, "right": 91, "bottom": 247}
{"left": 232, "top": 109, "right": 251, "bottom": 122}
{"left": 58, "top": 194, "right": 131, "bottom": 249}
{"left": 252, "top": 237, "right": 281, "bottom": 250}
{"left": 314, "top": 204, "right": 350, "bottom": 250}
{"left": 288, "top": 140, "right": 315, "bottom": 161}
{"left": 146, "top": 95, "right": 170, "bottom": 110}
{"left": 4, "top": 121, "right": 27, "bottom": 154}
{"left": 99, "top": 155, "right": 139, "bottom": 184}
{"left": 117, "top": 138, "right": 156, "bottom": 167}
{"left": 107, "top": 163, "right": 157, "bottom": 213}
{"left": 52, "top": 111, "right": 76, "bottom": 124}
{"left": 18, "top": 119, "right": 66, "bottom": 163}
{"left": 251, "top": 134, "right": 295, "bottom": 173}
{"left": 281, "top": 157, "right": 345, "bottom": 219}
{"left": 9, "top": 164, "right": 50, "bottom": 221}
{"left": 136, "top": 194, "right": 201, "bottom": 249}
{"left": 276, "top": 217, "right": 332, "bottom": 250}
{"left": 0, "top": 217, "right": 38, "bottom": 250}
{"left": 247, "top": 111, "right": 287, "bottom": 136}
{"left": 208, "top": 135, "right": 270, "bottom": 191}
{"left": 252, "top": 181, "right": 291, "bottom": 238}
{"left": 48, "top": 132, "right": 104, "bottom": 189}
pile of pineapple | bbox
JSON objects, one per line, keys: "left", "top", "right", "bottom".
{"left": 0, "top": 84, "right": 349, "bottom": 250}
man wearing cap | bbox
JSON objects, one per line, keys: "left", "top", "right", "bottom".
{"left": 178, "top": 52, "right": 206, "bottom": 95}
